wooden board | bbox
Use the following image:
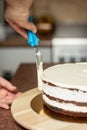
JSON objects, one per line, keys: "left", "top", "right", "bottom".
{"left": 11, "top": 88, "right": 87, "bottom": 130}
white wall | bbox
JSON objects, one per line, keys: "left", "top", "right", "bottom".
{"left": 33, "top": 0, "right": 87, "bottom": 24}
{"left": 0, "top": 47, "right": 51, "bottom": 75}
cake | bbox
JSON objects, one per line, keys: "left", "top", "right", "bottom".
{"left": 41, "top": 63, "right": 87, "bottom": 117}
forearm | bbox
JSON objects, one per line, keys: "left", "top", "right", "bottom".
{"left": 5, "top": 0, "right": 34, "bottom": 10}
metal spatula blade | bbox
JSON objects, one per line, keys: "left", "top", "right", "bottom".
{"left": 35, "top": 47, "right": 43, "bottom": 90}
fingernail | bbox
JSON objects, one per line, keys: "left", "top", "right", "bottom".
{"left": 33, "top": 29, "right": 37, "bottom": 33}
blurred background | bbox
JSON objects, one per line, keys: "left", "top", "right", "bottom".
{"left": 0, "top": 0, "right": 87, "bottom": 80}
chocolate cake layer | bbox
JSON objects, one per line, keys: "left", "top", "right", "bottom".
{"left": 43, "top": 101, "right": 87, "bottom": 118}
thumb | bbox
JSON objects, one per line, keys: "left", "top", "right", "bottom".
{"left": 0, "top": 77, "right": 17, "bottom": 92}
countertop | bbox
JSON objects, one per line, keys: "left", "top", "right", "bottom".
{"left": 0, "top": 33, "right": 53, "bottom": 47}
{"left": 0, "top": 63, "right": 54, "bottom": 130}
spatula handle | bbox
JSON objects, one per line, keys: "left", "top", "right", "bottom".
{"left": 27, "top": 17, "right": 39, "bottom": 47}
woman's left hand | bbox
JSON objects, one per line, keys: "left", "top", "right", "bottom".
{"left": 0, "top": 77, "right": 22, "bottom": 109}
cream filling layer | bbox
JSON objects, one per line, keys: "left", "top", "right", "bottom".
{"left": 43, "top": 83, "right": 87, "bottom": 103}
{"left": 43, "top": 95, "right": 87, "bottom": 113}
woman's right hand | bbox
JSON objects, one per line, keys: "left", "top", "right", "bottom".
{"left": 4, "top": 0, "right": 37, "bottom": 39}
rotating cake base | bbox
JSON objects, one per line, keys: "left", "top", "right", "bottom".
{"left": 11, "top": 88, "right": 87, "bottom": 130}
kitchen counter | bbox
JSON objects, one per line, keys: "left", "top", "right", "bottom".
{"left": 0, "top": 33, "right": 53, "bottom": 47}
{"left": 0, "top": 63, "right": 54, "bottom": 130}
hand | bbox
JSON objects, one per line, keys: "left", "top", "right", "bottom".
{"left": 0, "top": 77, "right": 22, "bottom": 109}
{"left": 4, "top": 0, "right": 37, "bottom": 39}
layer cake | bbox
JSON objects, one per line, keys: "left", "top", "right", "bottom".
{"left": 41, "top": 63, "right": 87, "bottom": 117}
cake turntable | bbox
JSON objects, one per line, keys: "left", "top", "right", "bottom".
{"left": 11, "top": 88, "right": 87, "bottom": 130}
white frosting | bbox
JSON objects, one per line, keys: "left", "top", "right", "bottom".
{"left": 43, "top": 95, "right": 87, "bottom": 113}
{"left": 41, "top": 63, "right": 87, "bottom": 91}
{"left": 37, "top": 61, "right": 43, "bottom": 90}
{"left": 42, "top": 63, "right": 87, "bottom": 113}
{"left": 43, "top": 83, "right": 87, "bottom": 103}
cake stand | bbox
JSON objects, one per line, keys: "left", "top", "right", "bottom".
{"left": 11, "top": 88, "right": 87, "bottom": 130}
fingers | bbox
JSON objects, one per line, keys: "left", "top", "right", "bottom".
{"left": 0, "top": 103, "right": 9, "bottom": 110}
{"left": 0, "top": 77, "right": 17, "bottom": 92}
{"left": 19, "top": 21, "right": 37, "bottom": 33}
{"left": 8, "top": 21, "right": 28, "bottom": 39}
{"left": 7, "top": 91, "right": 22, "bottom": 100}
{"left": 0, "top": 98, "right": 13, "bottom": 110}
{"left": 0, "top": 91, "right": 22, "bottom": 110}
{"left": 0, "top": 97, "right": 12, "bottom": 110}
{"left": 0, "top": 88, "right": 8, "bottom": 98}
{"left": 0, "top": 77, "right": 22, "bottom": 110}
{"left": 8, "top": 20, "right": 37, "bottom": 39}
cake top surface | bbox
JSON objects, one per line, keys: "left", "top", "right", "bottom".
{"left": 41, "top": 63, "right": 87, "bottom": 91}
